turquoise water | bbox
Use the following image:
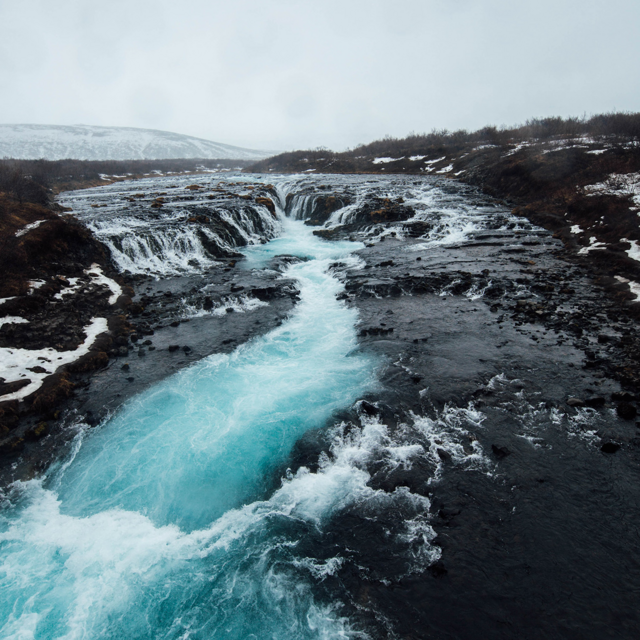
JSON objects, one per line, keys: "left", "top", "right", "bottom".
{"left": 0, "top": 221, "right": 377, "bottom": 639}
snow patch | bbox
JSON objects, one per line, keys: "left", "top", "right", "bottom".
{"left": 0, "top": 316, "right": 29, "bottom": 330}
{"left": 621, "top": 238, "right": 640, "bottom": 263}
{"left": 0, "top": 318, "right": 108, "bottom": 402}
{"left": 570, "top": 225, "right": 583, "bottom": 234}
{"left": 615, "top": 276, "right": 640, "bottom": 301}
{"left": 409, "top": 155, "right": 426, "bottom": 161}
{"left": 15, "top": 220, "right": 46, "bottom": 237}
{"left": 372, "top": 157, "right": 404, "bottom": 164}
{"left": 578, "top": 237, "right": 607, "bottom": 254}
{"left": 85, "top": 265, "right": 123, "bottom": 305}
{"left": 583, "top": 172, "right": 640, "bottom": 207}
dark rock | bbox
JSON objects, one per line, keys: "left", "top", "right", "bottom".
{"left": 492, "top": 444, "right": 511, "bottom": 459}
{"left": 567, "top": 397, "right": 585, "bottom": 407}
{"left": 437, "top": 448, "right": 452, "bottom": 462}
{"left": 612, "top": 392, "right": 636, "bottom": 402}
{"left": 170, "top": 321, "right": 180, "bottom": 327}
{"left": 616, "top": 402, "right": 637, "bottom": 420}
{"left": 168, "top": 345, "right": 180, "bottom": 352}
{"left": 429, "top": 560, "right": 448, "bottom": 578}
{"left": 121, "top": 363, "right": 130, "bottom": 371}
{"left": 601, "top": 442, "right": 621, "bottom": 454}
{"left": 182, "top": 346, "right": 192, "bottom": 353}
{"left": 26, "top": 421, "right": 48, "bottom": 440}
{"left": 26, "top": 366, "right": 48, "bottom": 374}
{"left": 584, "top": 396, "right": 606, "bottom": 408}
{"left": 0, "top": 379, "right": 31, "bottom": 396}
{"left": 358, "top": 400, "right": 380, "bottom": 417}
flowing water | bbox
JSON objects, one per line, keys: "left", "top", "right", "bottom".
{"left": 0, "top": 214, "right": 383, "bottom": 639}
{"left": 5, "top": 173, "right": 632, "bottom": 639}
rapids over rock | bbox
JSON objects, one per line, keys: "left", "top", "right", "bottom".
{"left": 2, "top": 174, "right": 640, "bottom": 639}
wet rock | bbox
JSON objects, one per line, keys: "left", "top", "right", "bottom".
{"left": 492, "top": 444, "right": 511, "bottom": 459}
{"left": 601, "top": 442, "right": 621, "bottom": 454}
{"left": 437, "top": 448, "right": 452, "bottom": 463}
{"left": 26, "top": 422, "right": 48, "bottom": 440}
{"left": 182, "top": 346, "right": 192, "bottom": 353}
{"left": 121, "top": 363, "right": 130, "bottom": 371}
{"left": 567, "top": 397, "right": 585, "bottom": 407}
{"left": 168, "top": 345, "right": 180, "bottom": 352}
{"left": 612, "top": 391, "right": 636, "bottom": 402}
{"left": 358, "top": 400, "right": 380, "bottom": 417}
{"left": 429, "top": 560, "right": 448, "bottom": 578}
{"left": 616, "top": 402, "right": 637, "bottom": 420}
{"left": 585, "top": 396, "right": 606, "bottom": 408}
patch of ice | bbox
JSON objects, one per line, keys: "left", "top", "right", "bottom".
{"left": 586, "top": 149, "right": 607, "bottom": 155}
{"left": 435, "top": 164, "right": 454, "bottom": 174}
{"left": 570, "top": 225, "right": 583, "bottom": 234}
{"left": 409, "top": 155, "right": 426, "bottom": 161}
{"left": 424, "top": 156, "right": 446, "bottom": 165}
{"left": 0, "top": 318, "right": 108, "bottom": 402}
{"left": 372, "top": 157, "right": 404, "bottom": 164}
{"left": 0, "top": 316, "right": 29, "bottom": 330}
{"left": 15, "top": 220, "right": 46, "bottom": 237}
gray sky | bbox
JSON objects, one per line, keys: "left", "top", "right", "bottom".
{"left": 1, "top": 0, "right": 639, "bottom": 151}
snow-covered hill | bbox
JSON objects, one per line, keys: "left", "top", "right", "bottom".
{"left": 0, "top": 124, "right": 275, "bottom": 161}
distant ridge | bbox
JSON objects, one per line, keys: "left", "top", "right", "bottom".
{"left": 0, "top": 124, "right": 275, "bottom": 161}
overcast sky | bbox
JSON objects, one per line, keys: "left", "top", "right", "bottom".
{"left": 1, "top": 0, "right": 638, "bottom": 152}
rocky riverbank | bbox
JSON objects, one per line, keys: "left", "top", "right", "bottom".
{"left": 0, "top": 175, "right": 296, "bottom": 484}
{"left": 2, "top": 171, "right": 640, "bottom": 638}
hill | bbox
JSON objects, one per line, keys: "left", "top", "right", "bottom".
{"left": 0, "top": 124, "right": 274, "bottom": 161}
